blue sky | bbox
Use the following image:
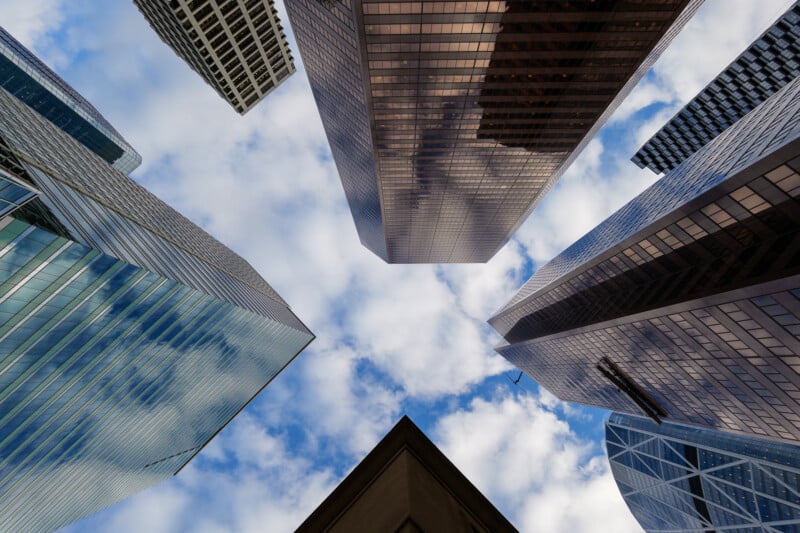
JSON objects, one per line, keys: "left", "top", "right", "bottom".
{"left": 1, "top": 0, "right": 796, "bottom": 531}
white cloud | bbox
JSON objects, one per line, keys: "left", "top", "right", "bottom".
{"left": 608, "top": 0, "right": 796, "bottom": 132}
{"left": 610, "top": 78, "right": 676, "bottom": 125}
{"left": 440, "top": 240, "right": 527, "bottom": 321}
{"left": 289, "top": 343, "right": 404, "bottom": 456}
{"left": 514, "top": 139, "right": 660, "bottom": 268}
{"left": 434, "top": 393, "right": 643, "bottom": 533}
{"left": 0, "top": 0, "right": 66, "bottom": 50}
{"left": 651, "top": 0, "right": 796, "bottom": 104}
{"left": 63, "top": 412, "right": 337, "bottom": 533}
{"left": 1, "top": 0, "right": 793, "bottom": 531}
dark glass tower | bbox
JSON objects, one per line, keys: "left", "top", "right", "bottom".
{"left": 284, "top": 0, "right": 703, "bottom": 263}
{"left": 0, "top": 35, "right": 313, "bottom": 532}
{"left": 606, "top": 412, "right": 800, "bottom": 532}
{"left": 633, "top": 1, "right": 800, "bottom": 174}
{"left": 0, "top": 26, "right": 142, "bottom": 173}
{"left": 489, "top": 73, "right": 800, "bottom": 444}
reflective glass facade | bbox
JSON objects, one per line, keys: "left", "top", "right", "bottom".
{"left": 0, "top": 167, "right": 38, "bottom": 218}
{"left": 0, "top": 219, "right": 313, "bottom": 532}
{"left": 0, "top": 26, "right": 142, "bottom": 174}
{"left": 0, "top": 37, "right": 313, "bottom": 530}
{"left": 607, "top": 413, "right": 800, "bottom": 532}
{"left": 133, "top": 0, "right": 295, "bottom": 114}
{"left": 490, "top": 75, "right": 800, "bottom": 444}
{"left": 285, "top": 0, "right": 702, "bottom": 263}
{"left": 633, "top": 1, "right": 800, "bottom": 174}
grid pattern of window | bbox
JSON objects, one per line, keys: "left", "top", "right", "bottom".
{"left": 606, "top": 413, "right": 800, "bottom": 532}
{"left": 499, "top": 280, "right": 800, "bottom": 443}
{"left": 0, "top": 219, "right": 313, "bottom": 532}
{"left": 286, "top": 0, "right": 701, "bottom": 263}
{"left": 632, "top": 2, "right": 800, "bottom": 174}
{"left": 134, "top": 0, "right": 295, "bottom": 114}
{"left": 0, "top": 86, "right": 306, "bottom": 329}
{"left": 0, "top": 26, "right": 141, "bottom": 174}
{"left": 490, "top": 73, "right": 800, "bottom": 445}
{"left": 283, "top": 0, "right": 388, "bottom": 260}
{"left": 494, "top": 159, "right": 800, "bottom": 343}
{"left": 497, "top": 74, "right": 800, "bottom": 316}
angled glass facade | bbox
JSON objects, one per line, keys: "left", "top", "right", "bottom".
{"left": 0, "top": 219, "right": 312, "bottom": 532}
{"left": 607, "top": 413, "right": 800, "bottom": 532}
{"left": 0, "top": 167, "right": 38, "bottom": 217}
{"left": 490, "top": 74, "right": 800, "bottom": 444}
{"left": 0, "top": 28, "right": 313, "bottom": 531}
{"left": 133, "top": 0, "right": 295, "bottom": 114}
{"left": 285, "top": 0, "right": 702, "bottom": 263}
{"left": 632, "top": 1, "right": 800, "bottom": 174}
{"left": 0, "top": 26, "right": 142, "bottom": 173}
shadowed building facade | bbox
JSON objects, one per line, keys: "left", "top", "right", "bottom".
{"left": 632, "top": 1, "right": 800, "bottom": 174}
{"left": 0, "top": 26, "right": 141, "bottom": 173}
{"left": 133, "top": 0, "right": 295, "bottom": 114}
{"left": 296, "top": 416, "right": 517, "bottom": 533}
{"left": 284, "top": 0, "right": 703, "bottom": 263}
{"left": 489, "top": 74, "right": 800, "bottom": 444}
{"left": 0, "top": 39, "right": 313, "bottom": 532}
{"left": 606, "top": 412, "right": 800, "bottom": 532}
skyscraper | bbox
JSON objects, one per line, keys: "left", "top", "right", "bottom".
{"left": 133, "top": 0, "right": 295, "bottom": 114}
{"left": 0, "top": 35, "right": 313, "bottom": 532}
{"left": 0, "top": 26, "right": 142, "bottom": 174}
{"left": 633, "top": 1, "right": 800, "bottom": 174}
{"left": 606, "top": 412, "right": 800, "bottom": 532}
{"left": 489, "top": 73, "right": 800, "bottom": 444}
{"left": 297, "top": 416, "right": 517, "bottom": 532}
{"left": 284, "top": 0, "right": 703, "bottom": 263}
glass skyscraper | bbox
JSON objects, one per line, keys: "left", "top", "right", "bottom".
{"left": 489, "top": 71, "right": 800, "bottom": 444}
{"left": 133, "top": 0, "right": 295, "bottom": 114}
{"left": 0, "top": 32, "right": 313, "bottom": 532}
{"left": 632, "top": 1, "right": 800, "bottom": 174}
{"left": 0, "top": 26, "right": 142, "bottom": 174}
{"left": 284, "top": 0, "right": 703, "bottom": 263}
{"left": 607, "top": 412, "right": 800, "bottom": 532}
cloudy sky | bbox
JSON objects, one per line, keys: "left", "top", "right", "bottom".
{"left": 1, "top": 0, "right": 796, "bottom": 531}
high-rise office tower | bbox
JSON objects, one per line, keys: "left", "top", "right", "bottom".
{"left": 633, "top": 1, "right": 800, "bottom": 174}
{"left": 284, "top": 0, "right": 703, "bottom": 263}
{"left": 0, "top": 26, "right": 142, "bottom": 174}
{"left": 297, "top": 416, "right": 517, "bottom": 532}
{"left": 133, "top": 0, "right": 295, "bottom": 114}
{"left": 606, "top": 412, "right": 800, "bottom": 532}
{"left": 0, "top": 37, "right": 313, "bottom": 532}
{"left": 489, "top": 72, "right": 800, "bottom": 444}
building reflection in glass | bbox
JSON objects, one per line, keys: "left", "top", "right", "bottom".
{"left": 0, "top": 33, "right": 313, "bottom": 530}
{"left": 286, "top": 0, "right": 702, "bottom": 263}
{"left": 490, "top": 75, "right": 800, "bottom": 445}
{"left": 0, "top": 219, "right": 313, "bottom": 532}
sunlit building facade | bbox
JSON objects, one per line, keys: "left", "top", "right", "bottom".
{"left": 632, "top": 1, "right": 800, "bottom": 174}
{"left": 607, "top": 412, "right": 800, "bottom": 532}
{"left": 133, "top": 0, "right": 295, "bottom": 114}
{"left": 490, "top": 75, "right": 800, "bottom": 444}
{"left": 0, "top": 26, "right": 141, "bottom": 173}
{"left": 284, "top": 0, "right": 703, "bottom": 263}
{"left": 0, "top": 43, "right": 313, "bottom": 531}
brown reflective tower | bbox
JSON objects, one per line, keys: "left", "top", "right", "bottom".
{"left": 285, "top": 0, "right": 703, "bottom": 263}
{"left": 296, "top": 416, "right": 517, "bottom": 533}
{"left": 490, "top": 75, "right": 800, "bottom": 445}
